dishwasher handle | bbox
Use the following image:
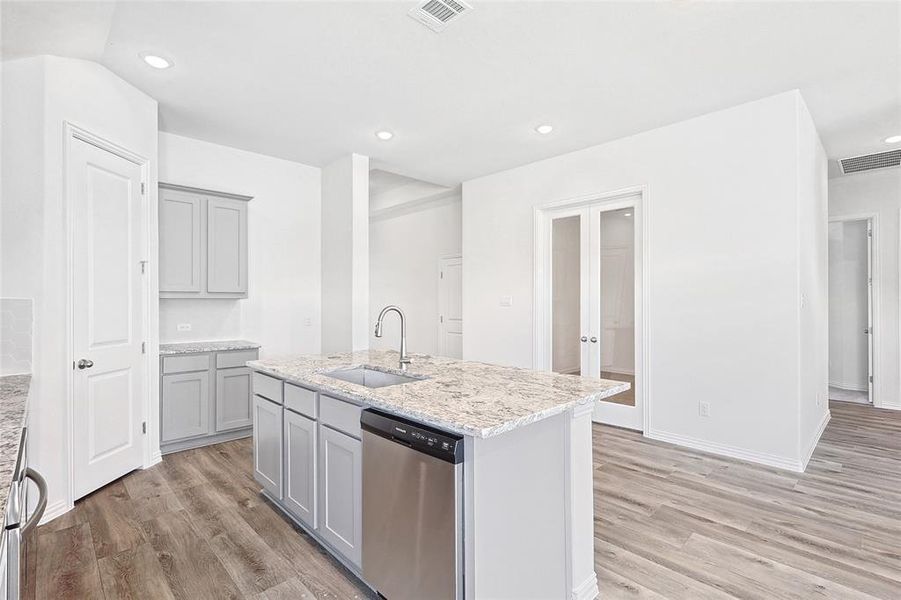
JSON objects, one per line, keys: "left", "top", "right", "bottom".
{"left": 21, "top": 467, "right": 48, "bottom": 536}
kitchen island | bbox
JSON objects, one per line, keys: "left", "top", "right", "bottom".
{"left": 248, "top": 350, "right": 628, "bottom": 600}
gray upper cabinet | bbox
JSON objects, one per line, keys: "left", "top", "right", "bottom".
{"left": 216, "top": 367, "right": 253, "bottom": 432}
{"left": 159, "top": 189, "right": 202, "bottom": 293}
{"left": 159, "top": 183, "right": 251, "bottom": 299}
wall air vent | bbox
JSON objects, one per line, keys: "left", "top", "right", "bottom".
{"left": 409, "top": 0, "right": 472, "bottom": 32}
{"left": 839, "top": 149, "right": 901, "bottom": 175}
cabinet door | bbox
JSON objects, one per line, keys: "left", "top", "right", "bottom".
{"left": 253, "top": 395, "right": 282, "bottom": 499}
{"left": 207, "top": 197, "right": 248, "bottom": 294}
{"left": 284, "top": 410, "right": 317, "bottom": 528}
{"left": 159, "top": 189, "right": 202, "bottom": 292}
{"left": 161, "top": 371, "right": 210, "bottom": 442}
{"left": 216, "top": 367, "right": 253, "bottom": 432}
{"left": 318, "top": 426, "right": 362, "bottom": 567}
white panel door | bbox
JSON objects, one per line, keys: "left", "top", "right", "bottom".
{"left": 71, "top": 138, "right": 145, "bottom": 500}
{"left": 438, "top": 256, "right": 464, "bottom": 358}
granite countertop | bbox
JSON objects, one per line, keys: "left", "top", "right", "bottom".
{"left": 248, "top": 350, "right": 630, "bottom": 438}
{"left": 160, "top": 340, "right": 261, "bottom": 355}
{"left": 1, "top": 374, "right": 31, "bottom": 516}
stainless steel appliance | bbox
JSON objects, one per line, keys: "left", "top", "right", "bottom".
{"left": 361, "top": 410, "right": 463, "bottom": 600}
{"left": 2, "top": 428, "right": 48, "bottom": 600}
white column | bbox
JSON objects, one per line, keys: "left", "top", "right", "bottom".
{"left": 321, "top": 154, "right": 369, "bottom": 352}
{"left": 566, "top": 402, "right": 599, "bottom": 600}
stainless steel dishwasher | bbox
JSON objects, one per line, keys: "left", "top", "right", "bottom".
{"left": 361, "top": 409, "right": 463, "bottom": 600}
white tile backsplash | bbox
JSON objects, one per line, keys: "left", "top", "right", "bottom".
{"left": 1, "top": 298, "right": 33, "bottom": 375}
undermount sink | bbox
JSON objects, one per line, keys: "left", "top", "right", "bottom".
{"left": 324, "top": 367, "right": 422, "bottom": 389}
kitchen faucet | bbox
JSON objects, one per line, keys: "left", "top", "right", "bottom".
{"left": 374, "top": 305, "right": 411, "bottom": 370}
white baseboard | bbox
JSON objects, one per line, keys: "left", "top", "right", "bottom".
{"left": 645, "top": 428, "right": 804, "bottom": 472}
{"left": 39, "top": 499, "right": 72, "bottom": 525}
{"left": 600, "top": 368, "right": 635, "bottom": 376}
{"left": 828, "top": 380, "right": 867, "bottom": 393}
{"left": 572, "top": 573, "right": 599, "bottom": 600}
{"left": 800, "top": 410, "right": 831, "bottom": 471}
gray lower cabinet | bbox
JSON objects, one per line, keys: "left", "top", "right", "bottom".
{"left": 284, "top": 409, "right": 316, "bottom": 528}
{"left": 161, "top": 371, "right": 210, "bottom": 442}
{"left": 216, "top": 367, "right": 253, "bottom": 431}
{"left": 254, "top": 394, "right": 283, "bottom": 500}
{"left": 318, "top": 425, "right": 363, "bottom": 567}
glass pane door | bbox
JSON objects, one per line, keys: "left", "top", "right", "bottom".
{"left": 551, "top": 214, "right": 585, "bottom": 375}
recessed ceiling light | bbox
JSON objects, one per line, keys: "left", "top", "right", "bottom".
{"left": 535, "top": 124, "right": 554, "bottom": 135}
{"left": 140, "top": 53, "right": 173, "bottom": 69}
{"left": 375, "top": 130, "right": 394, "bottom": 141}
{"left": 884, "top": 135, "right": 901, "bottom": 144}
{"left": 624, "top": 212, "right": 633, "bottom": 217}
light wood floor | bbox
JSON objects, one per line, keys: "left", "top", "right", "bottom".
{"left": 27, "top": 401, "right": 901, "bottom": 599}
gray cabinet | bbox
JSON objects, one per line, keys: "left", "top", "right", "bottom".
{"left": 216, "top": 367, "right": 253, "bottom": 432}
{"left": 160, "top": 346, "right": 258, "bottom": 453}
{"left": 159, "top": 183, "right": 251, "bottom": 299}
{"left": 254, "top": 395, "right": 283, "bottom": 500}
{"left": 161, "top": 371, "right": 210, "bottom": 442}
{"left": 318, "top": 425, "right": 362, "bottom": 567}
{"left": 159, "top": 189, "right": 202, "bottom": 293}
{"left": 284, "top": 409, "right": 317, "bottom": 528}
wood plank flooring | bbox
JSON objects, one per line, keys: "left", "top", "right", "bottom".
{"left": 28, "top": 401, "right": 901, "bottom": 599}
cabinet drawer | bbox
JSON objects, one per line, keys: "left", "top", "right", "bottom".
{"left": 285, "top": 383, "right": 317, "bottom": 419}
{"left": 162, "top": 353, "right": 211, "bottom": 374}
{"left": 320, "top": 394, "right": 361, "bottom": 438}
{"left": 216, "top": 349, "right": 259, "bottom": 369}
{"left": 253, "top": 372, "right": 283, "bottom": 404}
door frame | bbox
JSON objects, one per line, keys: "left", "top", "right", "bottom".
{"left": 533, "top": 184, "right": 649, "bottom": 431}
{"left": 828, "top": 213, "right": 880, "bottom": 407}
{"left": 437, "top": 254, "right": 463, "bottom": 357}
{"left": 63, "top": 122, "right": 158, "bottom": 514}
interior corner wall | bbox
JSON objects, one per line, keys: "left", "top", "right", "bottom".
{"left": 321, "top": 153, "right": 369, "bottom": 353}
{"left": 158, "top": 133, "right": 322, "bottom": 357}
{"left": 795, "top": 94, "right": 830, "bottom": 465}
{"left": 462, "top": 91, "right": 810, "bottom": 468}
{"left": 369, "top": 195, "right": 462, "bottom": 355}
{"left": 829, "top": 168, "right": 901, "bottom": 410}
{"left": 1, "top": 56, "right": 158, "bottom": 517}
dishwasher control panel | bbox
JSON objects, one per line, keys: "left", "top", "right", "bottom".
{"left": 361, "top": 409, "right": 464, "bottom": 464}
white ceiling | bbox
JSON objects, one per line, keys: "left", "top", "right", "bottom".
{"left": 2, "top": 1, "right": 899, "bottom": 184}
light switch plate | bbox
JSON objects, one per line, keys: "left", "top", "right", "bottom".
{"left": 699, "top": 401, "right": 711, "bottom": 417}
{"left": 499, "top": 295, "right": 513, "bottom": 307}
{"left": 177, "top": 323, "right": 192, "bottom": 332}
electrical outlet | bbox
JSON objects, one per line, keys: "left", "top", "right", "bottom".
{"left": 304, "top": 317, "right": 312, "bottom": 327}
{"left": 499, "top": 295, "right": 513, "bottom": 307}
{"left": 699, "top": 401, "right": 711, "bottom": 418}
{"left": 177, "top": 323, "right": 192, "bottom": 332}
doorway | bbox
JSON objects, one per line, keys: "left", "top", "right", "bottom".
{"left": 536, "top": 189, "right": 644, "bottom": 430}
{"left": 438, "top": 255, "right": 463, "bottom": 358}
{"left": 828, "top": 217, "right": 874, "bottom": 405}
{"left": 68, "top": 128, "right": 149, "bottom": 500}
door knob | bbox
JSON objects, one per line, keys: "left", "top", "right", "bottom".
{"left": 590, "top": 337, "right": 598, "bottom": 343}
{"left": 77, "top": 359, "right": 94, "bottom": 370}
{"left": 580, "top": 336, "right": 588, "bottom": 343}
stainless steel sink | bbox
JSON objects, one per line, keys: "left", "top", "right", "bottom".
{"left": 324, "top": 367, "right": 422, "bottom": 389}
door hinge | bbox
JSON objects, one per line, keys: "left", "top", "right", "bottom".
{"left": 141, "top": 341, "right": 146, "bottom": 354}
{"left": 141, "top": 182, "right": 145, "bottom": 195}
{"left": 142, "top": 421, "right": 147, "bottom": 434}
{"left": 440, "top": 271, "right": 444, "bottom": 279}
{"left": 869, "top": 375, "right": 874, "bottom": 383}
{"left": 440, "top": 315, "right": 444, "bottom": 323}
{"left": 140, "top": 260, "right": 148, "bottom": 274}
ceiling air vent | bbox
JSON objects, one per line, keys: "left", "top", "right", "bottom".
{"left": 409, "top": 0, "right": 472, "bottom": 32}
{"left": 839, "top": 149, "right": 901, "bottom": 175}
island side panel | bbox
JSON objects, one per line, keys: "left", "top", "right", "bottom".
{"left": 465, "top": 411, "right": 581, "bottom": 599}
{"left": 565, "top": 403, "right": 600, "bottom": 600}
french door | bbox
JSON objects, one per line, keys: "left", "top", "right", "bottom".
{"left": 547, "top": 196, "right": 642, "bottom": 429}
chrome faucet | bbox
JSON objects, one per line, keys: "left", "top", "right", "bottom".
{"left": 374, "top": 305, "right": 411, "bottom": 370}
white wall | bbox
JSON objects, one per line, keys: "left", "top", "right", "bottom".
{"left": 158, "top": 133, "right": 321, "bottom": 358}
{"left": 321, "top": 154, "right": 369, "bottom": 353}
{"left": 1, "top": 56, "right": 158, "bottom": 517}
{"left": 829, "top": 168, "right": 901, "bottom": 410}
{"left": 369, "top": 195, "right": 462, "bottom": 356}
{"left": 462, "top": 91, "right": 827, "bottom": 470}
{"left": 828, "top": 221, "right": 870, "bottom": 391}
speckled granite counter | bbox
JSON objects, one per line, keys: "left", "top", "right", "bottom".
{"left": 248, "top": 350, "right": 629, "bottom": 438}
{"left": 1, "top": 374, "right": 31, "bottom": 515}
{"left": 160, "top": 340, "right": 260, "bottom": 355}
